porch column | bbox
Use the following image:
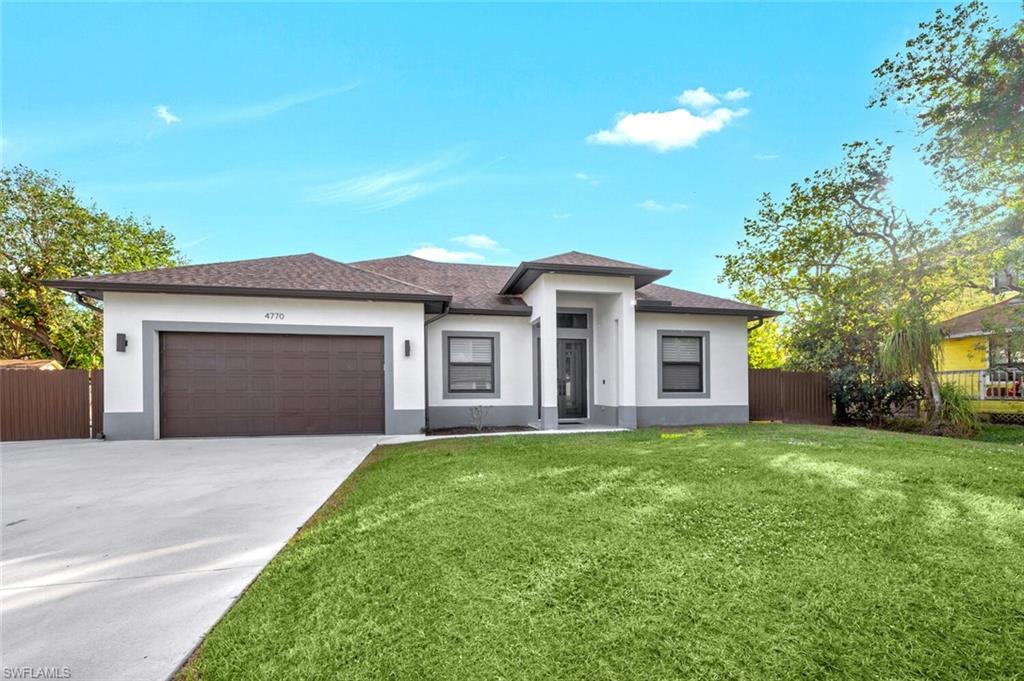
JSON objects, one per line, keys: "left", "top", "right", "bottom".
{"left": 538, "top": 289, "right": 559, "bottom": 429}
{"left": 617, "top": 291, "right": 638, "bottom": 428}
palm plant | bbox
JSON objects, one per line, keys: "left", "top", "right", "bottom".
{"left": 879, "top": 308, "right": 943, "bottom": 428}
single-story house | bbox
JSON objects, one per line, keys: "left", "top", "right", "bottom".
{"left": 0, "top": 359, "right": 64, "bottom": 370}
{"left": 45, "top": 251, "right": 778, "bottom": 439}
{"left": 939, "top": 296, "right": 1024, "bottom": 372}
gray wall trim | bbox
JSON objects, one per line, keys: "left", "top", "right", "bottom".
{"left": 657, "top": 329, "right": 711, "bottom": 399}
{"left": 107, "top": 321, "right": 405, "bottom": 440}
{"left": 441, "top": 330, "right": 501, "bottom": 399}
{"left": 103, "top": 412, "right": 154, "bottom": 440}
{"left": 392, "top": 409, "right": 426, "bottom": 434}
{"left": 426, "top": 405, "right": 535, "bottom": 430}
{"left": 532, "top": 321, "right": 541, "bottom": 420}
{"left": 618, "top": 405, "right": 638, "bottom": 429}
{"left": 592, "top": 404, "right": 618, "bottom": 426}
{"left": 541, "top": 406, "right": 559, "bottom": 430}
{"left": 637, "top": 405, "right": 748, "bottom": 427}
{"left": 592, "top": 404, "right": 637, "bottom": 429}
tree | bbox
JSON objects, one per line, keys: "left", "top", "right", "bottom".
{"left": 747, "top": 318, "right": 786, "bottom": 369}
{"left": 0, "top": 166, "right": 182, "bottom": 368}
{"left": 720, "top": 142, "right": 973, "bottom": 426}
{"left": 872, "top": 1, "right": 1024, "bottom": 284}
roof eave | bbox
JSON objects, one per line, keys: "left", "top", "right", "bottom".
{"left": 499, "top": 262, "right": 672, "bottom": 294}
{"left": 447, "top": 305, "right": 533, "bottom": 317}
{"left": 42, "top": 280, "right": 452, "bottom": 305}
{"left": 635, "top": 303, "right": 782, "bottom": 320}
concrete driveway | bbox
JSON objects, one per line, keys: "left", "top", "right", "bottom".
{"left": 1, "top": 435, "right": 381, "bottom": 681}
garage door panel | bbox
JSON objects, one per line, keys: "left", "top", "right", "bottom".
{"left": 220, "top": 375, "right": 251, "bottom": 392}
{"left": 223, "top": 355, "right": 250, "bottom": 372}
{"left": 160, "top": 332, "right": 386, "bottom": 438}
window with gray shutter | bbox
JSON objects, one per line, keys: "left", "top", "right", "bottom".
{"left": 661, "top": 335, "right": 703, "bottom": 393}
{"left": 447, "top": 336, "right": 495, "bottom": 393}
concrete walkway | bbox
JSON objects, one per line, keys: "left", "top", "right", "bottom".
{"left": 1, "top": 435, "right": 380, "bottom": 681}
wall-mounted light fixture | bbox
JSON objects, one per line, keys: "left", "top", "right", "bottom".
{"left": 404, "top": 339, "right": 412, "bottom": 357}
{"left": 116, "top": 333, "right": 128, "bottom": 352}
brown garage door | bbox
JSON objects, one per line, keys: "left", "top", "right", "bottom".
{"left": 160, "top": 332, "right": 385, "bottom": 438}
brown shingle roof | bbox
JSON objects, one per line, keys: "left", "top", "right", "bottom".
{"left": 45, "top": 250, "right": 777, "bottom": 318}
{"left": 44, "top": 253, "right": 448, "bottom": 303}
{"left": 942, "top": 297, "right": 1024, "bottom": 337}
{"left": 500, "top": 250, "right": 672, "bottom": 293}
{"left": 352, "top": 256, "right": 528, "bottom": 313}
{"left": 356, "top": 255, "right": 776, "bottom": 318}
{"left": 529, "top": 251, "right": 656, "bottom": 269}
{"left": 635, "top": 283, "right": 773, "bottom": 315}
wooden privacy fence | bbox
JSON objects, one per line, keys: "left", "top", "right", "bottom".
{"left": 749, "top": 369, "right": 832, "bottom": 425}
{"left": 0, "top": 369, "right": 104, "bottom": 441}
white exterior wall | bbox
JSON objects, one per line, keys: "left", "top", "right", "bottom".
{"left": 103, "top": 292, "right": 426, "bottom": 414}
{"left": 426, "top": 314, "right": 534, "bottom": 406}
{"left": 635, "top": 312, "right": 749, "bottom": 407}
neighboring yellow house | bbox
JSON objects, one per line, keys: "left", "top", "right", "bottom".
{"left": 940, "top": 297, "right": 1024, "bottom": 418}
{"left": 939, "top": 296, "right": 1024, "bottom": 372}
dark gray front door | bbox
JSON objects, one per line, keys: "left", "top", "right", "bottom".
{"left": 557, "top": 339, "right": 587, "bottom": 419}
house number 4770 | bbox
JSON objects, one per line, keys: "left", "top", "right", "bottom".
{"left": 264, "top": 312, "right": 285, "bottom": 320}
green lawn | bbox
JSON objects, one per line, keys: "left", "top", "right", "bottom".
{"left": 976, "top": 423, "right": 1024, "bottom": 446}
{"left": 182, "top": 425, "right": 1024, "bottom": 680}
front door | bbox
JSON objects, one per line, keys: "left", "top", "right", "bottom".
{"left": 557, "top": 339, "right": 587, "bottom": 419}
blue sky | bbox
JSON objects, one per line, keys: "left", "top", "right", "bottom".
{"left": 4, "top": 2, "right": 1018, "bottom": 297}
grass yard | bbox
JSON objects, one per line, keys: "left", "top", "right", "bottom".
{"left": 976, "top": 423, "right": 1024, "bottom": 446}
{"left": 181, "top": 425, "right": 1024, "bottom": 680}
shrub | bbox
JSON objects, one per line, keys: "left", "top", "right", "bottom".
{"left": 830, "top": 366, "right": 922, "bottom": 424}
{"left": 937, "top": 382, "right": 980, "bottom": 437}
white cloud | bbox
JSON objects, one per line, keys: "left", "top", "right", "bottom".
{"left": 304, "top": 152, "right": 467, "bottom": 211}
{"left": 411, "top": 246, "right": 485, "bottom": 263}
{"left": 753, "top": 153, "right": 779, "bottom": 161}
{"left": 154, "top": 105, "right": 180, "bottom": 125}
{"left": 574, "top": 171, "right": 600, "bottom": 185}
{"left": 552, "top": 212, "right": 572, "bottom": 219}
{"left": 589, "top": 86, "right": 750, "bottom": 152}
{"left": 451, "top": 234, "right": 502, "bottom": 251}
{"left": 676, "top": 87, "right": 720, "bottom": 110}
{"left": 722, "top": 88, "right": 751, "bottom": 102}
{"left": 180, "top": 234, "right": 212, "bottom": 249}
{"left": 588, "top": 106, "right": 747, "bottom": 152}
{"left": 636, "top": 199, "right": 688, "bottom": 212}
{"left": 204, "top": 83, "right": 360, "bottom": 125}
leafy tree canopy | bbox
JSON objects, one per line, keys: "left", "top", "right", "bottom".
{"left": 0, "top": 165, "right": 182, "bottom": 368}
{"left": 720, "top": 142, "right": 985, "bottom": 421}
{"left": 873, "top": 1, "right": 1024, "bottom": 277}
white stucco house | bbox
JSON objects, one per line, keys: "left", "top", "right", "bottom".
{"left": 46, "top": 251, "right": 778, "bottom": 439}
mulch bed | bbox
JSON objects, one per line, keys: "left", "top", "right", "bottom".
{"left": 425, "top": 425, "right": 536, "bottom": 436}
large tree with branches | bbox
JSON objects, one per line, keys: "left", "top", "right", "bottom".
{"left": 0, "top": 166, "right": 182, "bottom": 368}
{"left": 721, "top": 142, "right": 978, "bottom": 425}
{"left": 872, "top": 0, "right": 1024, "bottom": 289}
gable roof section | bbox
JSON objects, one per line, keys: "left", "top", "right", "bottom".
{"left": 44, "top": 251, "right": 778, "bottom": 319}
{"left": 530, "top": 251, "right": 655, "bottom": 269}
{"left": 634, "top": 283, "right": 776, "bottom": 316}
{"left": 352, "top": 255, "right": 529, "bottom": 314}
{"left": 942, "top": 297, "right": 1024, "bottom": 338}
{"left": 499, "top": 250, "right": 672, "bottom": 294}
{"left": 43, "top": 253, "right": 451, "bottom": 306}
{"left": 356, "top": 255, "right": 777, "bottom": 318}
